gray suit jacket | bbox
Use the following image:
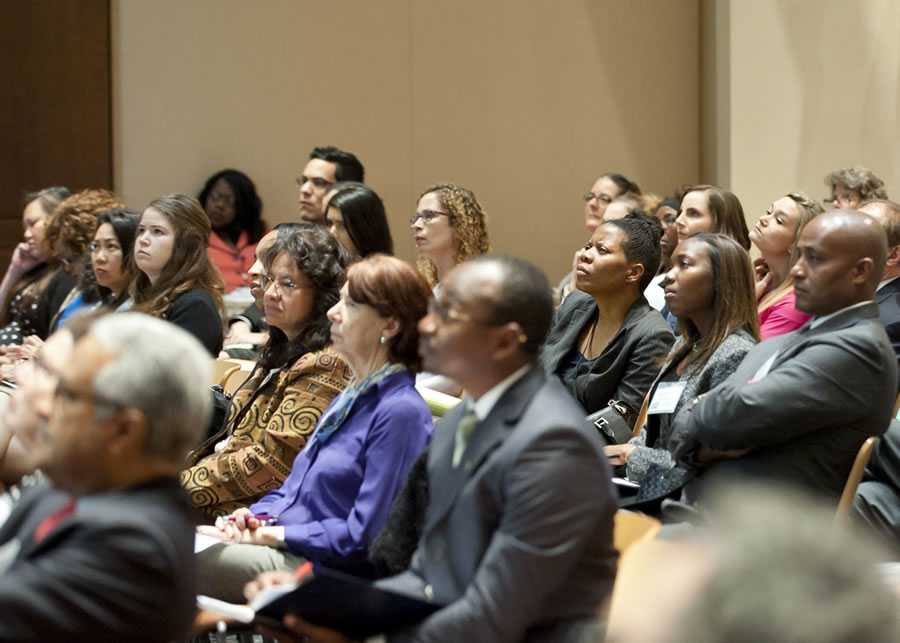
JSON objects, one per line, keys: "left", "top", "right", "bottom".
{"left": 0, "top": 477, "right": 198, "bottom": 643}
{"left": 672, "top": 302, "right": 898, "bottom": 501}
{"left": 379, "top": 366, "right": 617, "bottom": 643}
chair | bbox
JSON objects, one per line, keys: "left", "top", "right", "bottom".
{"left": 222, "top": 361, "right": 253, "bottom": 396}
{"left": 415, "top": 384, "right": 462, "bottom": 419}
{"left": 212, "top": 358, "right": 241, "bottom": 388}
{"left": 613, "top": 509, "right": 661, "bottom": 555}
{"left": 835, "top": 436, "right": 878, "bottom": 518}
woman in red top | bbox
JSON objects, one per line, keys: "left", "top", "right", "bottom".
{"left": 750, "top": 192, "right": 824, "bottom": 339}
{"left": 199, "top": 169, "right": 266, "bottom": 292}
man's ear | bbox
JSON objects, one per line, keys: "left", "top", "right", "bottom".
{"left": 851, "top": 257, "right": 876, "bottom": 285}
{"left": 491, "top": 322, "right": 528, "bottom": 362}
{"left": 106, "top": 408, "right": 148, "bottom": 456}
{"left": 887, "top": 244, "right": 900, "bottom": 268}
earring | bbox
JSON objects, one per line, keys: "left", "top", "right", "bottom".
{"left": 379, "top": 336, "right": 386, "bottom": 345}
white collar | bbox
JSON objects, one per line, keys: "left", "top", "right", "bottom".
{"left": 465, "top": 364, "right": 533, "bottom": 422}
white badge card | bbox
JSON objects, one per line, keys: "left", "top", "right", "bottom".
{"left": 647, "top": 381, "right": 686, "bottom": 415}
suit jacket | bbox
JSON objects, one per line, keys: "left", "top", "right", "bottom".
{"left": 673, "top": 302, "right": 898, "bottom": 501}
{"left": 876, "top": 277, "right": 900, "bottom": 385}
{"left": 378, "top": 366, "right": 617, "bottom": 643}
{"left": 541, "top": 291, "right": 674, "bottom": 419}
{"left": 0, "top": 477, "right": 197, "bottom": 643}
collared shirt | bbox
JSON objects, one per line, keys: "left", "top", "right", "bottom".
{"left": 467, "top": 363, "right": 533, "bottom": 421}
{"left": 809, "top": 300, "right": 874, "bottom": 331}
{"left": 250, "top": 371, "right": 432, "bottom": 562}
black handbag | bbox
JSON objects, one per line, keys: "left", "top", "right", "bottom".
{"left": 586, "top": 400, "right": 633, "bottom": 445}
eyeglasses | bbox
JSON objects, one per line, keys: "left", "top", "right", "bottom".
{"left": 427, "top": 298, "right": 530, "bottom": 343}
{"left": 583, "top": 192, "right": 615, "bottom": 205}
{"left": 89, "top": 241, "right": 122, "bottom": 254}
{"left": 261, "top": 273, "right": 310, "bottom": 296}
{"left": 207, "top": 190, "right": 235, "bottom": 207}
{"left": 409, "top": 210, "right": 450, "bottom": 226}
{"left": 295, "top": 175, "right": 334, "bottom": 191}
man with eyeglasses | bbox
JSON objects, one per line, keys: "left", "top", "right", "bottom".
{"left": 0, "top": 313, "right": 212, "bottom": 642}
{"left": 296, "top": 146, "right": 365, "bottom": 223}
{"left": 257, "top": 256, "right": 617, "bottom": 643}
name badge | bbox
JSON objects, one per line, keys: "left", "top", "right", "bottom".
{"left": 647, "top": 381, "right": 686, "bottom": 415}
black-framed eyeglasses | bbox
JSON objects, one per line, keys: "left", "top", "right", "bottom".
{"left": 583, "top": 192, "right": 614, "bottom": 205}
{"left": 409, "top": 210, "right": 450, "bottom": 226}
{"left": 295, "top": 175, "right": 334, "bottom": 190}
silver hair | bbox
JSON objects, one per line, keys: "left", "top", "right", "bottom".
{"left": 88, "top": 313, "right": 212, "bottom": 462}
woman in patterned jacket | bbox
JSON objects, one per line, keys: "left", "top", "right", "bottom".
{"left": 181, "top": 224, "right": 352, "bottom": 518}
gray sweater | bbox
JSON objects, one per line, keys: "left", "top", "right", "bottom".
{"left": 626, "top": 330, "right": 757, "bottom": 482}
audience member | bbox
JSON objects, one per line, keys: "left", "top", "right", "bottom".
{"left": 674, "top": 184, "right": 751, "bottom": 250}
{"left": 222, "top": 227, "right": 279, "bottom": 353}
{"left": 672, "top": 210, "right": 898, "bottom": 504}
{"left": 558, "top": 172, "right": 641, "bottom": 302}
{"left": 199, "top": 168, "right": 266, "bottom": 293}
{"left": 0, "top": 313, "right": 212, "bottom": 642}
{"left": 251, "top": 255, "right": 617, "bottom": 643}
{"left": 600, "top": 195, "right": 643, "bottom": 222}
{"left": 854, "top": 420, "right": 900, "bottom": 552}
{"left": 131, "top": 194, "right": 225, "bottom": 355}
{"left": 43, "top": 189, "right": 125, "bottom": 331}
{"left": 196, "top": 255, "right": 432, "bottom": 601}
{"left": 542, "top": 213, "right": 674, "bottom": 424}
{"left": 825, "top": 165, "right": 888, "bottom": 209}
{"left": 751, "top": 192, "right": 824, "bottom": 338}
{"left": 411, "top": 183, "right": 491, "bottom": 292}
{"left": 644, "top": 196, "right": 682, "bottom": 310}
{"left": 181, "top": 224, "right": 351, "bottom": 517}
{"left": 0, "top": 188, "right": 72, "bottom": 346}
{"left": 323, "top": 182, "right": 394, "bottom": 259}
{"left": 90, "top": 207, "right": 141, "bottom": 309}
{"left": 605, "top": 234, "right": 759, "bottom": 510}
{"left": 859, "top": 198, "right": 900, "bottom": 371}
{"left": 296, "top": 146, "right": 365, "bottom": 223}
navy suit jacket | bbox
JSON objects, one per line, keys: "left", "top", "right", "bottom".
{"left": 876, "top": 277, "right": 900, "bottom": 387}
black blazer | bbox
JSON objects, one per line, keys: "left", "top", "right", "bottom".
{"left": 165, "top": 288, "right": 224, "bottom": 355}
{"left": 876, "top": 277, "right": 900, "bottom": 385}
{"left": 540, "top": 291, "right": 675, "bottom": 417}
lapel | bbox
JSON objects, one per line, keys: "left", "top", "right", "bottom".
{"left": 546, "top": 295, "right": 596, "bottom": 372}
{"left": 425, "top": 367, "right": 546, "bottom": 532}
{"left": 771, "top": 302, "right": 880, "bottom": 368}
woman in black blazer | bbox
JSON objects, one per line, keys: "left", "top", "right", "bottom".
{"left": 542, "top": 212, "right": 674, "bottom": 424}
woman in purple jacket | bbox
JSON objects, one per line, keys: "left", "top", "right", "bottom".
{"left": 197, "top": 255, "right": 433, "bottom": 602}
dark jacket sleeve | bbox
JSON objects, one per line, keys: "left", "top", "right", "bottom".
{"left": 33, "top": 270, "right": 75, "bottom": 340}
{"left": 229, "top": 302, "right": 266, "bottom": 333}
{"left": 166, "top": 290, "right": 224, "bottom": 355}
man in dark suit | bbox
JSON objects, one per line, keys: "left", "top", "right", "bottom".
{"left": 0, "top": 313, "right": 212, "bottom": 643}
{"left": 672, "top": 210, "right": 898, "bottom": 503}
{"left": 270, "top": 256, "right": 617, "bottom": 643}
{"left": 859, "top": 199, "right": 900, "bottom": 372}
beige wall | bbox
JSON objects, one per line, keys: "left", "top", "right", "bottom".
{"left": 112, "top": 1, "right": 700, "bottom": 280}
{"left": 703, "top": 0, "right": 900, "bottom": 224}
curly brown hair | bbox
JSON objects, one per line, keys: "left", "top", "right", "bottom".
{"left": 415, "top": 183, "right": 491, "bottom": 287}
{"left": 45, "top": 189, "right": 124, "bottom": 258}
{"left": 131, "top": 194, "right": 225, "bottom": 320}
{"left": 825, "top": 167, "right": 888, "bottom": 202}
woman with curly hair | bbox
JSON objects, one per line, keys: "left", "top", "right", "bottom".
{"left": 181, "top": 224, "right": 352, "bottom": 518}
{"left": 131, "top": 194, "right": 225, "bottom": 355}
{"left": 824, "top": 166, "right": 888, "bottom": 209}
{"left": 198, "top": 168, "right": 267, "bottom": 292}
{"left": 44, "top": 189, "right": 125, "bottom": 331}
{"left": 410, "top": 183, "right": 491, "bottom": 292}
{"left": 0, "top": 187, "right": 71, "bottom": 346}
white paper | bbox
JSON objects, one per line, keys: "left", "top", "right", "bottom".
{"left": 197, "top": 595, "right": 255, "bottom": 623}
{"left": 194, "top": 532, "right": 224, "bottom": 553}
{"left": 647, "top": 382, "right": 686, "bottom": 415}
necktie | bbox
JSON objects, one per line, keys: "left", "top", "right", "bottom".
{"left": 452, "top": 405, "right": 478, "bottom": 468}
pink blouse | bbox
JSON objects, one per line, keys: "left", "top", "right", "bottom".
{"left": 759, "top": 289, "right": 811, "bottom": 340}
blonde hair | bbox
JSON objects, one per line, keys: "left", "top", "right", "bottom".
{"left": 415, "top": 183, "right": 491, "bottom": 287}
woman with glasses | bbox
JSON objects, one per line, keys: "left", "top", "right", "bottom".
{"left": 195, "top": 254, "right": 432, "bottom": 601}
{"left": 198, "top": 169, "right": 267, "bottom": 293}
{"left": 0, "top": 188, "right": 72, "bottom": 348}
{"left": 542, "top": 212, "right": 674, "bottom": 423}
{"left": 750, "top": 192, "right": 823, "bottom": 339}
{"left": 181, "top": 223, "right": 352, "bottom": 519}
{"left": 557, "top": 173, "right": 641, "bottom": 304}
{"left": 410, "top": 183, "right": 490, "bottom": 293}
{"left": 131, "top": 194, "right": 225, "bottom": 355}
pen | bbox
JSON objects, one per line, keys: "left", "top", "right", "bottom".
{"left": 219, "top": 513, "right": 278, "bottom": 527}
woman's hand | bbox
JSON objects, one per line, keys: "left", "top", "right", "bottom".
{"left": 197, "top": 521, "right": 284, "bottom": 547}
{"left": 8, "top": 243, "right": 42, "bottom": 277}
{"left": 753, "top": 257, "right": 773, "bottom": 301}
{"left": 604, "top": 443, "right": 636, "bottom": 467}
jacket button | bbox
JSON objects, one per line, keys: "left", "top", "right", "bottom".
{"left": 424, "top": 585, "right": 434, "bottom": 601}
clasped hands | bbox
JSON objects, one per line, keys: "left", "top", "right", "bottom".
{"left": 196, "top": 507, "right": 285, "bottom": 547}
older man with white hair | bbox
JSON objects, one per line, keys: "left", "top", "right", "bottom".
{"left": 0, "top": 313, "right": 212, "bottom": 643}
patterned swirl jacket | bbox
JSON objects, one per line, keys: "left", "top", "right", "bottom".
{"left": 180, "top": 348, "right": 352, "bottom": 518}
